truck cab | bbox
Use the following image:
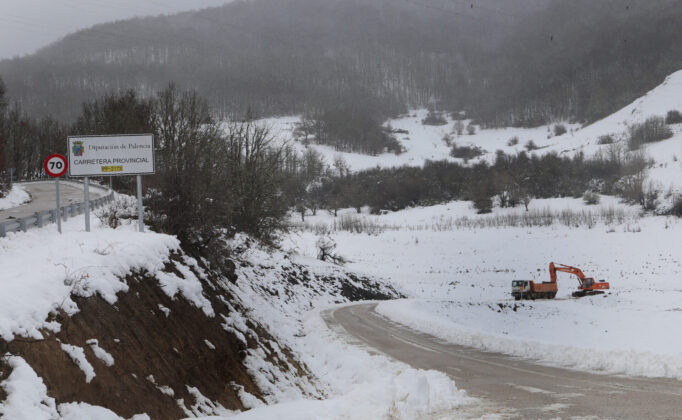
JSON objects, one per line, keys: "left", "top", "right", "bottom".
{"left": 511, "top": 280, "right": 530, "bottom": 300}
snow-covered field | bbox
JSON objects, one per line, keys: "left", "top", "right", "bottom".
{"left": 0, "top": 185, "right": 30, "bottom": 210}
{"left": 283, "top": 199, "right": 682, "bottom": 381}
{"left": 264, "top": 70, "right": 682, "bottom": 192}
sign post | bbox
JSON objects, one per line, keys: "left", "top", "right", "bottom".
{"left": 44, "top": 154, "right": 68, "bottom": 234}
{"left": 137, "top": 175, "right": 144, "bottom": 232}
{"left": 67, "top": 134, "right": 155, "bottom": 233}
{"left": 84, "top": 177, "right": 90, "bottom": 232}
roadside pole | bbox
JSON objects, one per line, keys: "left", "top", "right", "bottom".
{"left": 56, "top": 178, "right": 61, "bottom": 234}
{"left": 44, "top": 154, "right": 68, "bottom": 234}
{"left": 84, "top": 177, "right": 90, "bottom": 232}
{"left": 137, "top": 175, "right": 144, "bottom": 232}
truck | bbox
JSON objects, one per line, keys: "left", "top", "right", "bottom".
{"left": 511, "top": 279, "right": 557, "bottom": 300}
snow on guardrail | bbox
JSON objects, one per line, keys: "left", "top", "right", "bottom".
{"left": 0, "top": 181, "right": 114, "bottom": 238}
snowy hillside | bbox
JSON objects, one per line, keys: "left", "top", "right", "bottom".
{"left": 265, "top": 70, "right": 682, "bottom": 191}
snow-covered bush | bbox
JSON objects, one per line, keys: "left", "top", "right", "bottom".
{"left": 507, "top": 136, "right": 519, "bottom": 146}
{"left": 316, "top": 236, "right": 346, "bottom": 265}
{"left": 95, "top": 195, "right": 138, "bottom": 228}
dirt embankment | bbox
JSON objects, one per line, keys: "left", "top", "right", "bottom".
{"left": 0, "top": 253, "right": 309, "bottom": 419}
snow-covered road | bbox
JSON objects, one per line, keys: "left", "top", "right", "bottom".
{"left": 326, "top": 303, "right": 682, "bottom": 420}
{"left": 0, "top": 181, "right": 108, "bottom": 223}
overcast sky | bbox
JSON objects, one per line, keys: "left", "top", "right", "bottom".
{"left": 0, "top": 0, "right": 230, "bottom": 60}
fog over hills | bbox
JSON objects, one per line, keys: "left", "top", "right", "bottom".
{"left": 1, "top": 0, "right": 681, "bottom": 126}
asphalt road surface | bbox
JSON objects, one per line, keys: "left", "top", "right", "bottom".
{"left": 323, "top": 303, "right": 682, "bottom": 419}
{"left": 0, "top": 181, "right": 108, "bottom": 223}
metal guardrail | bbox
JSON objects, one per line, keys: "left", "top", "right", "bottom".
{"left": 0, "top": 184, "right": 115, "bottom": 238}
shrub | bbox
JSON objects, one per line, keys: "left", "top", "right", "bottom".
{"left": 466, "top": 123, "right": 476, "bottom": 135}
{"left": 671, "top": 196, "right": 682, "bottom": 217}
{"left": 553, "top": 124, "right": 567, "bottom": 136}
{"left": 95, "top": 195, "right": 138, "bottom": 228}
{"left": 316, "top": 236, "right": 347, "bottom": 265}
{"left": 296, "top": 108, "right": 402, "bottom": 155}
{"left": 627, "top": 116, "right": 673, "bottom": 150}
{"left": 525, "top": 140, "right": 539, "bottom": 151}
{"left": 450, "top": 143, "right": 484, "bottom": 162}
{"left": 422, "top": 109, "right": 447, "bottom": 126}
{"left": 0, "top": 178, "right": 9, "bottom": 198}
{"left": 451, "top": 111, "right": 466, "bottom": 120}
{"left": 473, "top": 196, "right": 493, "bottom": 214}
{"left": 442, "top": 133, "right": 453, "bottom": 146}
{"left": 597, "top": 134, "right": 614, "bottom": 145}
{"left": 665, "top": 110, "right": 682, "bottom": 125}
{"left": 582, "top": 191, "right": 600, "bottom": 205}
{"left": 615, "top": 173, "right": 646, "bottom": 205}
{"left": 507, "top": 136, "right": 519, "bottom": 146}
{"left": 643, "top": 187, "right": 659, "bottom": 211}
{"left": 453, "top": 121, "right": 464, "bottom": 136}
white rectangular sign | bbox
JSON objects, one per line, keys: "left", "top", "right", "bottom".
{"left": 67, "top": 134, "right": 155, "bottom": 177}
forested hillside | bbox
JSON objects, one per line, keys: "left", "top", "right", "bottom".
{"left": 0, "top": 0, "right": 681, "bottom": 127}
{"left": 473, "top": 0, "right": 682, "bottom": 127}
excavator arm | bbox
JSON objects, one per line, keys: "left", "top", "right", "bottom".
{"left": 549, "top": 262, "right": 586, "bottom": 285}
{"left": 549, "top": 262, "right": 609, "bottom": 297}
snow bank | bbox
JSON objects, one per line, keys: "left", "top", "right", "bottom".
{"left": 197, "top": 235, "right": 470, "bottom": 419}
{"left": 188, "top": 306, "right": 470, "bottom": 420}
{"left": 377, "top": 299, "right": 682, "bottom": 380}
{"left": 0, "top": 185, "right": 30, "bottom": 210}
{"left": 0, "top": 209, "right": 220, "bottom": 341}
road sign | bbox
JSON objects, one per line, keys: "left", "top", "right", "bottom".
{"left": 44, "top": 154, "right": 68, "bottom": 178}
{"left": 66, "top": 134, "right": 152, "bottom": 233}
{"left": 67, "top": 134, "right": 154, "bottom": 177}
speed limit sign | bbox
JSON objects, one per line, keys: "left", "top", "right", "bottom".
{"left": 44, "top": 154, "right": 68, "bottom": 178}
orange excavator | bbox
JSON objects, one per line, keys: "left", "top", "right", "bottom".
{"left": 549, "top": 262, "right": 610, "bottom": 297}
{"left": 511, "top": 262, "right": 610, "bottom": 300}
